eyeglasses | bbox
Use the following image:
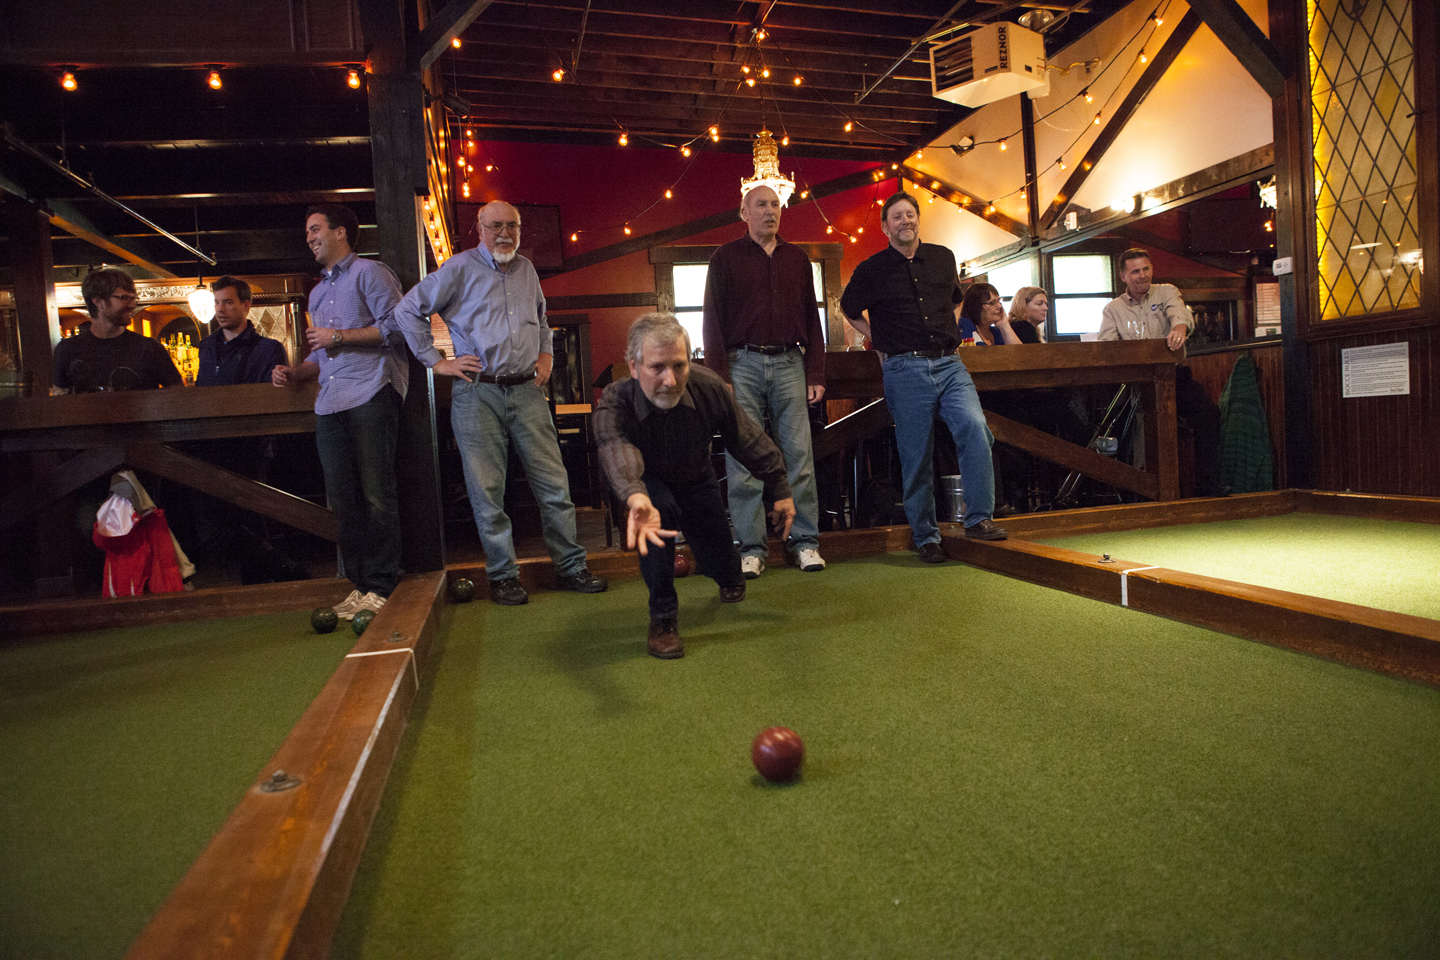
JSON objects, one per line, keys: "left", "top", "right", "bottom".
{"left": 481, "top": 220, "right": 521, "bottom": 233}
{"left": 110, "top": 293, "right": 139, "bottom": 304}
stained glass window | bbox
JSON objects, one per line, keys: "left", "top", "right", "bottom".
{"left": 1309, "top": 0, "right": 1422, "bottom": 321}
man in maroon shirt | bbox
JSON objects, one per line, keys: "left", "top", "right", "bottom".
{"left": 701, "top": 185, "right": 826, "bottom": 578}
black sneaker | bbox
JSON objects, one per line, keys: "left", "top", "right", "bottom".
{"left": 489, "top": 577, "right": 529, "bottom": 605}
{"left": 556, "top": 568, "right": 608, "bottom": 593}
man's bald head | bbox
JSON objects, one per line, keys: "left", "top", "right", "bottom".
{"left": 478, "top": 201, "right": 522, "bottom": 264}
{"left": 740, "top": 185, "right": 783, "bottom": 247}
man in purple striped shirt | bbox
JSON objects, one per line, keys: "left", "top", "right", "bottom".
{"left": 272, "top": 205, "right": 407, "bottom": 620}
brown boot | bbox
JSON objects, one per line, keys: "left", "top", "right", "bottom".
{"left": 647, "top": 617, "right": 683, "bottom": 659}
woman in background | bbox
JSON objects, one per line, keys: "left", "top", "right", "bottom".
{"left": 957, "top": 283, "right": 1009, "bottom": 345}
{"left": 1005, "top": 286, "right": 1049, "bottom": 343}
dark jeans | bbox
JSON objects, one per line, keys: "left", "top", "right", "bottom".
{"left": 638, "top": 473, "right": 743, "bottom": 621}
{"left": 315, "top": 386, "right": 402, "bottom": 596}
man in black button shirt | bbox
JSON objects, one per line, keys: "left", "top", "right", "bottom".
{"left": 839, "top": 192, "right": 1007, "bottom": 558}
{"left": 596, "top": 313, "right": 795, "bottom": 659}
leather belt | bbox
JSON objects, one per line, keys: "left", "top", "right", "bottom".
{"left": 475, "top": 370, "right": 536, "bottom": 386}
{"left": 741, "top": 343, "right": 797, "bottom": 355}
{"left": 894, "top": 348, "right": 949, "bottom": 359}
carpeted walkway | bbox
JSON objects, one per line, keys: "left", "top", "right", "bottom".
{"left": 335, "top": 554, "right": 1440, "bottom": 958}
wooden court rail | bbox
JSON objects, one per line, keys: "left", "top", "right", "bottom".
{"left": 124, "top": 571, "right": 447, "bottom": 960}
{"left": 945, "top": 490, "right": 1440, "bottom": 688}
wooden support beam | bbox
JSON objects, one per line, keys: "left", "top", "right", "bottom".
{"left": 1019, "top": 93, "right": 1040, "bottom": 239}
{"left": 412, "top": 0, "right": 497, "bottom": 70}
{"left": 46, "top": 200, "right": 178, "bottom": 278}
{"left": 1186, "top": 0, "right": 1288, "bottom": 98}
{"left": 2, "top": 198, "right": 61, "bottom": 395}
{"left": 813, "top": 398, "right": 893, "bottom": 462}
{"left": 986, "top": 411, "right": 1160, "bottom": 500}
{"left": 0, "top": 446, "right": 123, "bottom": 530}
{"left": 121, "top": 444, "right": 339, "bottom": 542}
{"left": 1040, "top": 10, "right": 1204, "bottom": 232}
{"left": 898, "top": 163, "right": 1028, "bottom": 238}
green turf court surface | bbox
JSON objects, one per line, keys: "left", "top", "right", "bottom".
{"left": 335, "top": 556, "right": 1440, "bottom": 958}
{"left": 0, "top": 611, "right": 356, "bottom": 960}
{"left": 1039, "top": 513, "right": 1440, "bottom": 620}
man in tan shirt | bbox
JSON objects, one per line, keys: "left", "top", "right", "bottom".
{"left": 1097, "top": 248, "right": 1193, "bottom": 349}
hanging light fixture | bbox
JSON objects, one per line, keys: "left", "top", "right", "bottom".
{"left": 739, "top": 128, "right": 795, "bottom": 205}
{"left": 187, "top": 208, "right": 214, "bottom": 324}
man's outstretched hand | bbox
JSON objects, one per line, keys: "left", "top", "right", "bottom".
{"left": 626, "top": 493, "right": 679, "bottom": 556}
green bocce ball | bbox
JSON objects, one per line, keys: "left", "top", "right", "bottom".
{"left": 352, "top": 608, "right": 376, "bottom": 636}
{"left": 451, "top": 577, "right": 476, "bottom": 603}
{"left": 311, "top": 607, "right": 339, "bottom": 634}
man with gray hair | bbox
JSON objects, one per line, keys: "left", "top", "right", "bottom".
{"left": 595, "top": 313, "right": 795, "bottom": 660}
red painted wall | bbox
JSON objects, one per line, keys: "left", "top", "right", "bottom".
{"left": 452, "top": 141, "right": 896, "bottom": 370}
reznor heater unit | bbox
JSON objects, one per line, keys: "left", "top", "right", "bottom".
{"left": 930, "top": 23, "right": 1050, "bottom": 109}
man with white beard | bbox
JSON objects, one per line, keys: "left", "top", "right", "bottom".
{"left": 595, "top": 313, "right": 794, "bottom": 659}
{"left": 393, "top": 200, "right": 606, "bottom": 606}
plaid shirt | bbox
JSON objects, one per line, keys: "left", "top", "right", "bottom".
{"left": 308, "top": 253, "right": 408, "bottom": 415}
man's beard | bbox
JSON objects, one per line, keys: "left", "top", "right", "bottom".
{"left": 493, "top": 247, "right": 517, "bottom": 264}
{"left": 647, "top": 390, "right": 681, "bottom": 410}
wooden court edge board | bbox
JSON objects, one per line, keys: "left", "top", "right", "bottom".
{"left": 945, "top": 490, "right": 1440, "bottom": 688}
{"left": 123, "top": 570, "right": 447, "bottom": 960}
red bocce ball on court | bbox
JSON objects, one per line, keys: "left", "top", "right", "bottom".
{"left": 674, "top": 552, "right": 692, "bottom": 578}
{"left": 751, "top": 726, "right": 804, "bottom": 783}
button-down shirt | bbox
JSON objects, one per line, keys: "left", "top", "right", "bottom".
{"left": 595, "top": 363, "right": 791, "bottom": 504}
{"left": 701, "top": 235, "right": 826, "bottom": 386}
{"left": 392, "top": 245, "right": 552, "bottom": 377}
{"left": 307, "top": 253, "right": 408, "bottom": 415}
{"left": 1097, "top": 283, "right": 1193, "bottom": 341}
{"left": 839, "top": 243, "right": 963, "bottom": 355}
{"left": 197, "top": 322, "right": 289, "bottom": 386}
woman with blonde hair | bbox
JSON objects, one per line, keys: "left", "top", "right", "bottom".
{"left": 1005, "top": 286, "right": 1049, "bottom": 343}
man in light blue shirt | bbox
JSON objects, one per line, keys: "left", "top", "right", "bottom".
{"left": 272, "top": 204, "right": 408, "bottom": 618}
{"left": 393, "top": 200, "right": 605, "bottom": 605}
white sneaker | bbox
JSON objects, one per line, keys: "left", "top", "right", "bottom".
{"left": 332, "top": 589, "right": 366, "bottom": 620}
{"left": 357, "top": 591, "right": 387, "bottom": 614}
{"left": 792, "top": 547, "right": 826, "bottom": 572}
{"left": 741, "top": 556, "right": 765, "bottom": 579}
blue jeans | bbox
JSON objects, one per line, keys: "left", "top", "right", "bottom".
{"left": 882, "top": 354, "right": 995, "bottom": 543}
{"left": 450, "top": 379, "right": 587, "bottom": 582}
{"left": 314, "top": 385, "right": 402, "bottom": 596}
{"left": 724, "top": 347, "right": 820, "bottom": 557}
{"left": 638, "top": 473, "right": 743, "bottom": 620}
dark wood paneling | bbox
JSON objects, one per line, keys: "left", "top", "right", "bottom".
{"left": 1185, "top": 340, "right": 1287, "bottom": 488}
{"left": 1309, "top": 326, "right": 1440, "bottom": 497}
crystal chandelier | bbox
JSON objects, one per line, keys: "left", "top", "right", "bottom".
{"left": 741, "top": 128, "right": 795, "bottom": 205}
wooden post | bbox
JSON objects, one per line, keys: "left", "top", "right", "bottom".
{"left": 359, "top": 0, "right": 446, "bottom": 574}
{"left": 5, "top": 199, "right": 59, "bottom": 396}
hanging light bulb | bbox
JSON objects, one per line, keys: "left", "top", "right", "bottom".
{"left": 844, "top": 121, "right": 853, "bottom": 133}
{"left": 761, "top": 67, "right": 770, "bottom": 78}
{"left": 1058, "top": 159, "right": 1067, "bottom": 170}
{"left": 793, "top": 75, "right": 802, "bottom": 85}
{"left": 741, "top": 65, "right": 751, "bottom": 74}
{"left": 781, "top": 135, "right": 789, "bottom": 146}
{"left": 746, "top": 78, "right": 755, "bottom": 87}
{"left": 553, "top": 68, "right": 565, "bottom": 81}
{"left": 451, "top": 37, "right": 462, "bottom": 48}
{"left": 207, "top": 68, "right": 223, "bottom": 89}
{"left": 461, "top": 182, "right": 471, "bottom": 198}
{"left": 570, "top": 232, "right": 579, "bottom": 242}
{"left": 1083, "top": 88, "right": 1093, "bottom": 103}
{"left": 61, "top": 70, "right": 77, "bottom": 91}
{"left": 681, "top": 145, "right": 692, "bottom": 157}
{"left": 485, "top": 163, "right": 494, "bottom": 172}
{"left": 665, "top": 189, "right": 673, "bottom": 199}
{"left": 1138, "top": 49, "right": 1148, "bottom": 64}
{"left": 755, "top": 29, "right": 767, "bottom": 41}
{"left": 347, "top": 68, "right": 361, "bottom": 89}
{"left": 799, "top": 190, "right": 808, "bottom": 199}
{"left": 188, "top": 282, "right": 215, "bottom": 323}
{"left": 1094, "top": 112, "right": 1102, "bottom": 125}
{"left": 623, "top": 224, "right": 632, "bottom": 235}
{"left": 826, "top": 225, "right": 833, "bottom": 234}
{"left": 999, "top": 140, "right": 1008, "bottom": 151}
{"left": 619, "top": 132, "right": 628, "bottom": 146}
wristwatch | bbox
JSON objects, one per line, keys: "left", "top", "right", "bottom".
{"left": 331, "top": 330, "right": 344, "bottom": 346}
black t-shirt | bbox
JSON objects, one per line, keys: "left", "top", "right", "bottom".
{"left": 839, "top": 243, "right": 964, "bottom": 354}
{"left": 53, "top": 329, "right": 184, "bottom": 393}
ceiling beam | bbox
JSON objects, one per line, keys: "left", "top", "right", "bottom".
{"left": 45, "top": 200, "right": 178, "bottom": 277}
{"left": 1185, "top": 0, "right": 1288, "bottom": 98}
{"left": 1039, "top": 9, "right": 1202, "bottom": 232}
{"left": 413, "top": 0, "right": 498, "bottom": 71}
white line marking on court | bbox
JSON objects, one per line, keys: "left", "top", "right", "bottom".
{"left": 1121, "top": 566, "right": 1161, "bottom": 607}
{"left": 346, "top": 647, "right": 419, "bottom": 690}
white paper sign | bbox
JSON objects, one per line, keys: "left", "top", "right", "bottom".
{"left": 1342, "top": 342, "right": 1410, "bottom": 398}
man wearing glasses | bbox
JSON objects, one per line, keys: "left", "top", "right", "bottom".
{"left": 53, "top": 268, "right": 182, "bottom": 393}
{"left": 394, "top": 200, "right": 606, "bottom": 605}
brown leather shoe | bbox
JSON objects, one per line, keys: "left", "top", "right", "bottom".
{"left": 647, "top": 617, "right": 683, "bottom": 659}
{"left": 964, "top": 518, "right": 1009, "bottom": 541}
{"left": 718, "top": 583, "right": 746, "bottom": 603}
